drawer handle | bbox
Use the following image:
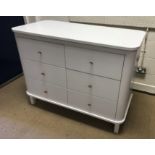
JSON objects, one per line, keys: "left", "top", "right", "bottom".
{"left": 38, "top": 51, "right": 42, "bottom": 54}
{"left": 88, "top": 85, "right": 93, "bottom": 88}
{"left": 44, "top": 90, "right": 48, "bottom": 94}
{"left": 88, "top": 103, "right": 91, "bottom": 106}
{"left": 41, "top": 72, "right": 45, "bottom": 76}
{"left": 89, "top": 61, "right": 94, "bottom": 65}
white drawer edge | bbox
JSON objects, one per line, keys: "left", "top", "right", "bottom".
{"left": 21, "top": 58, "right": 121, "bottom": 82}
{"left": 21, "top": 58, "right": 66, "bottom": 69}
{"left": 17, "top": 36, "right": 65, "bottom": 46}
{"left": 26, "top": 77, "right": 67, "bottom": 90}
{"left": 66, "top": 68, "right": 121, "bottom": 81}
{"left": 27, "top": 77, "right": 67, "bottom": 89}
{"left": 26, "top": 91, "right": 133, "bottom": 124}
{"left": 67, "top": 88, "right": 118, "bottom": 103}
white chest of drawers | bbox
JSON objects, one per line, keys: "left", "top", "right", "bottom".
{"left": 12, "top": 20, "right": 145, "bottom": 133}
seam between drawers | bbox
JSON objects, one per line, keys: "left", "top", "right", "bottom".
{"left": 21, "top": 57, "right": 66, "bottom": 69}
{"left": 66, "top": 67, "right": 121, "bottom": 81}
{"left": 26, "top": 77, "right": 67, "bottom": 90}
{"left": 26, "top": 76, "right": 67, "bottom": 88}
{"left": 67, "top": 88, "right": 118, "bottom": 104}
{"left": 21, "top": 57, "right": 122, "bottom": 81}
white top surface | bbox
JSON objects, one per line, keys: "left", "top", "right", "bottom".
{"left": 12, "top": 20, "right": 146, "bottom": 51}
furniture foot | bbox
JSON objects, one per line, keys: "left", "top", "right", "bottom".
{"left": 29, "top": 96, "right": 36, "bottom": 105}
{"left": 114, "top": 124, "right": 120, "bottom": 133}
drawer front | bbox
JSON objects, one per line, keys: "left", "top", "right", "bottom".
{"left": 22, "top": 59, "right": 66, "bottom": 87}
{"left": 65, "top": 46, "right": 124, "bottom": 80}
{"left": 68, "top": 90, "right": 116, "bottom": 119}
{"left": 16, "top": 38, "right": 65, "bottom": 67}
{"left": 67, "top": 70, "right": 120, "bottom": 101}
{"left": 26, "top": 79, "right": 67, "bottom": 104}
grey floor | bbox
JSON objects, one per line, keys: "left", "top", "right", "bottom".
{"left": 0, "top": 76, "right": 155, "bottom": 138}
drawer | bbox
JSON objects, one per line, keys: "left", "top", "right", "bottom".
{"left": 68, "top": 90, "right": 116, "bottom": 119}
{"left": 22, "top": 59, "right": 66, "bottom": 87}
{"left": 67, "top": 70, "right": 120, "bottom": 101}
{"left": 16, "top": 37, "right": 65, "bottom": 67}
{"left": 26, "top": 79, "right": 67, "bottom": 104}
{"left": 65, "top": 46, "right": 124, "bottom": 80}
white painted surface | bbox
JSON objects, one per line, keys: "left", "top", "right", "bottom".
{"left": 12, "top": 20, "right": 145, "bottom": 51}
{"left": 67, "top": 90, "right": 91, "bottom": 112}
{"left": 65, "top": 46, "right": 124, "bottom": 80}
{"left": 27, "top": 91, "right": 132, "bottom": 125}
{"left": 29, "top": 96, "right": 36, "bottom": 105}
{"left": 68, "top": 90, "right": 116, "bottom": 119}
{"left": 24, "top": 16, "right": 155, "bottom": 93}
{"left": 67, "top": 69, "right": 120, "bottom": 101}
{"left": 68, "top": 16, "right": 155, "bottom": 94}
{"left": 22, "top": 59, "right": 66, "bottom": 87}
{"left": 16, "top": 37, "right": 65, "bottom": 67}
{"left": 26, "top": 78, "right": 67, "bottom": 104}
{"left": 13, "top": 20, "right": 145, "bottom": 133}
{"left": 114, "top": 124, "right": 120, "bottom": 134}
{"left": 26, "top": 78, "right": 46, "bottom": 97}
{"left": 115, "top": 52, "right": 136, "bottom": 120}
